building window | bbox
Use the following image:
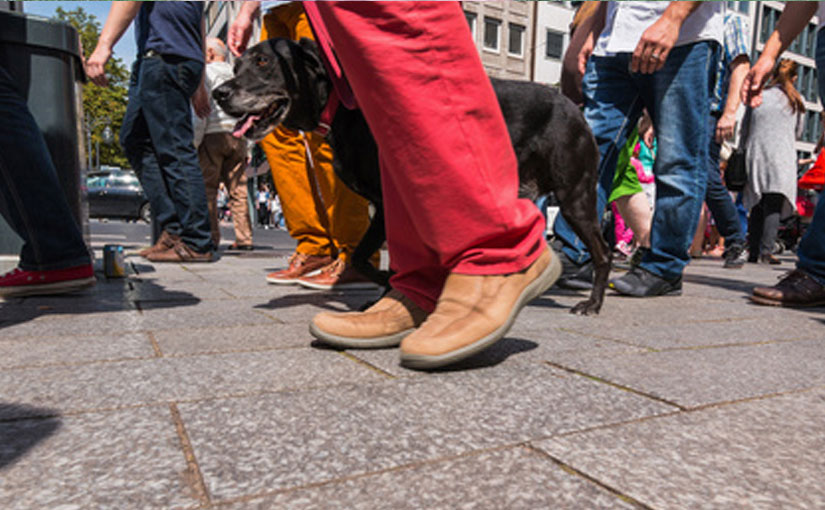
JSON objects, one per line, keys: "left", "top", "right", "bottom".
{"left": 484, "top": 17, "right": 501, "bottom": 52}
{"left": 760, "top": 6, "right": 778, "bottom": 44}
{"left": 509, "top": 23, "right": 525, "bottom": 57}
{"left": 726, "top": 1, "right": 749, "bottom": 15}
{"left": 465, "top": 11, "right": 477, "bottom": 40}
{"left": 545, "top": 29, "right": 564, "bottom": 60}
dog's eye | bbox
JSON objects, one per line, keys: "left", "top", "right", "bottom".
{"left": 256, "top": 57, "right": 269, "bottom": 68}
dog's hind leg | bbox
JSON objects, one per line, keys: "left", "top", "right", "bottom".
{"left": 554, "top": 187, "right": 611, "bottom": 315}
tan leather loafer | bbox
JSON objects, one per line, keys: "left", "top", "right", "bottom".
{"left": 399, "top": 247, "right": 560, "bottom": 370}
{"left": 310, "top": 289, "right": 428, "bottom": 348}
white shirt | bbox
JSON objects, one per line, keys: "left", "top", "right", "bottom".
{"left": 204, "top": 61, "right": 238, "bottom": 135}
{"left": 593, "top": 1, "right": 724, "bottom": 57}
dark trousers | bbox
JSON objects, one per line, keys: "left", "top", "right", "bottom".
{"left": 0, "top": 64, "right": 89, "bottom": 271}
{"left": 748, "top": 193, "right": 785, "bottom": 257}
{"left": 706, "top": 113, "right": 746, "bottom": 246}
{"left": 120, "top": 55, "right": 212, "bottom": 253}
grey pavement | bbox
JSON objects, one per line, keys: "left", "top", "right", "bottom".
{"left": 1, "top": 221, "right": 824, "bottom": 509}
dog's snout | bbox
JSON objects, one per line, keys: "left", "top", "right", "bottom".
{"left": 212, "top": 83, "right": 232, "bottom": 104}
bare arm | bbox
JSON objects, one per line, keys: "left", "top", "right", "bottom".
{"left": 228, "top": 1, "right": 261, "bottom": 57}
{"left": 716, "top": 55, "right": 750, "bottom": 143}
{"left": 743, "top": 1, "right": 819, "bottom": 108}
{"left": 560, "top": 2, "right": 606, "bottom": 104}
{"left": 85, "top": 1, "right": 142, "bottom": 87}
{"left": 632, "top": 1, "right": 704, "bottom": 74}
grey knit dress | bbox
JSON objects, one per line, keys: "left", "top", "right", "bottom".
{"left": 742, "top": 86, "right": 802, "bottom": 214}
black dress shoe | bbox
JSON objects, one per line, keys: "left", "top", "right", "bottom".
{"left": 228, "top": 243, "right": 254, "bottom": 251}
{"left": 759, "top": 253, "right": 781, "bottom": 265}
{"left": 609, "top": 267, "right": 682, "bottom": 297}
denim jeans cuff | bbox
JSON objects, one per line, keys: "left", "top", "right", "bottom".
{"left": 18, "top": 253, "right": 91, "bottom": 272}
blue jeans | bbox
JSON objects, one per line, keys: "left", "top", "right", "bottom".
{"left": 0, "top": 64, "right": 90, "bottom": 271}
{"left": 706, "top": 113, "right": 745, "bottom": 246}
{"left": 121, "top": 55, "right": 212, "bottom": 253}
{"left": 553, "top": 42, "right": 718, "bottom": 280}
{"left": 796, "top": 29, "right": 825, "bottom": 284}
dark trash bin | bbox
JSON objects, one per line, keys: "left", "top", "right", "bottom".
{"left": 0, "top": 10, "right": 89, "bottom": 257}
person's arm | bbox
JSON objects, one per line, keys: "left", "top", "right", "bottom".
{"left": 743, "top": 1, "right": 819, "bottom": 108}
{"left": 228, "top": 1, "right": 261, "bottom": 57}
{"left": 192, "top": 17, "right": 211, "bottom": 119}
{"left": 716, "top": 55, "right": 750, "bottom": 143}
{"left": 632, "top": 1, "right": 704, "bottom": 74}
{"left": 85, "top": 1, "right": 142, "bottom": 87}
{"left": 560, "top": 2, "right": 606, "bottom": 103}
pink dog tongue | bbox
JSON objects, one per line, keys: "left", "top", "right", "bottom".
{"left": 233, "top": 114, "right": 260, "bottom": 138}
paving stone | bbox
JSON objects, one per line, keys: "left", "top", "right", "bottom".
{"left": 178, "top": 364, "right": 672, "bottom": 501}
{"left": 534, "top": 388, "right": 825, "bottom": 510}
{"left": 137, "top": 298, "right": 283, "bottom": 329}
{"left": 0, "top": 349, "right": 382, "bottom": 419}
{"left": 153, "top": 323, "right": 313, "bottom": 356}
{"left": 0, "top": 332, "right": 154, "bottom": 369}
{"left": 0, "top": 310, "right": 145, "bottom": 340}
{"left": 0, "top": 406, "right": 196, "bottom": 510}
{"left": 549, "top": 338, "right": 825, "bottom": 408}
{"left": 219, "top": 446, "right": 637, "bottom": 510}
{"left": 348, "top": 331, "right": 642, "bottom": 378}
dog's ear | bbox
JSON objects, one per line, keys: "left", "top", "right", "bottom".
{"left": 295, "top": 37, "right": 331, "bottom": 111}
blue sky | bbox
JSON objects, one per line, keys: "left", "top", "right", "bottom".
{"left": 23, "top": 1, "right": 137, "bottom": 67}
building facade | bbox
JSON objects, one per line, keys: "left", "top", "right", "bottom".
{"left": 532, "top": 1, "right": 577, "bottom": 86}
{"left": 462, "top": 1, "right": 535, "bottom": 81}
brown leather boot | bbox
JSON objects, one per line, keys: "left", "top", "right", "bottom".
{"left": 399, "top": 247, "right": 561, "bottom": 370}
{"left": 310, "top": 289, "right": 428, "bottom": 348}
{"left": 138, "top": 231, "right": 179, "bottom": 258}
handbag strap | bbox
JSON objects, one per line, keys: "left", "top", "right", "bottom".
{"left": 737, "top": 107, "right": 752, "bottom": 149}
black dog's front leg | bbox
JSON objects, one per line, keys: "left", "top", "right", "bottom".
{"left": 351, "top": 207, "right": 391, "bottom": 289}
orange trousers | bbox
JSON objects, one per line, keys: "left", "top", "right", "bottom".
{"left": 260, "top": 3, "right": 372, "bottom": 263}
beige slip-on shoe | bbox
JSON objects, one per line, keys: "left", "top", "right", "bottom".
{"left": 399, "top": 246, "right": 560, "bottom": 370}
{"left": 309, "top": 289, "right": 429, "bottom": 349}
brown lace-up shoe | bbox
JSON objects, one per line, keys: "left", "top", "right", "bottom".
{"left": 399, "top": 247, "right": 561, "bottom": 370}
{"left": 310, "top": 289, "right": 429, "bottom": 348}
{"left": 266, "top": 252, "right": 333, "bottom": 285}
{"left": 751, "top": 269, "right": 825, "bottom": 307}
{"left": 146, "top": 241, "right": 213, "bottom": 263}
{"left": 297, "top": 258, "right": 379, "bottom": 291}
{"left": 138, "top": 230, "right": 179, "bottom": 258}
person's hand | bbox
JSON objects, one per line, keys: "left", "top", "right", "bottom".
{"left": 192, "top": 84, "right": 211, "bottom": 119}
{"left": 85, "top": 44, "right": 112, "bottom": 87}
{"left": 631, "top": 15, "right": 680, "bottom": 74}
{"left": 715, "top": 112, "right": 737, "bottom": 143}
{"left": 741, "top": 55, "right": 775, "bottom": 108}
{"left": 228, "top": 14, "right": 253, "bottom": 57}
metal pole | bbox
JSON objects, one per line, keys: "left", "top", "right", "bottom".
{"left": 95, "top": 139, "right": 99, "bottom": 171}
{"left": 86, "top": 118, "right": 92, "bottom": 172}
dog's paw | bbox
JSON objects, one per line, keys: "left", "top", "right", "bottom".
{"left": 570, "top": 299, "right": 601, "bottom": 316}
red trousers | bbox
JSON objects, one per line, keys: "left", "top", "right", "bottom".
{"left": 309, "top": 1, "right": 546, "bottom": 311}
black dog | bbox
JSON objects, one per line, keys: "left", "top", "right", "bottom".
{"left": 215, "top": 38, "right": 609, "bottom": 315}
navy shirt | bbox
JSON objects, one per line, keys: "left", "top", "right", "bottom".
{"left": 136, "top": 2, "right": 204, "bottom": 62}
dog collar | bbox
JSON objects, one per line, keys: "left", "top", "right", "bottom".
{"left": 314, "top": 90, "right": 340, "bottom": 137}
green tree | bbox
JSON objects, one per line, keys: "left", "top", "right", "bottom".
{"left": 54, "top": 6, "right": 130, "bottom": 169}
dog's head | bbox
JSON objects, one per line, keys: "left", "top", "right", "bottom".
{"left": 214, "top": 37, "right": 330, "bottom": 141}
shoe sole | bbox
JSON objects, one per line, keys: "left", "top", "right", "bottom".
{"left": 608, "top": 282, "right": 682, "bottom": 297}
{"left": 0, "top": 277, "right": 96, "bottom": 298}
{"left": 750, "top": 295, "right": 825, "bottom": 308}
{"left": 297, "top": 280, "right": 381, "bottom": 291}
{"left": 266, "top": 269, "right": 322, "bottom": 285}
{"left": 309, "top": 322, "right": 413, "bottom": 349}
{"left": 399, "top": 249, "right": 562, "bottom": 370}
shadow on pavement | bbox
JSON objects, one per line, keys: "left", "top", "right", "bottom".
{"left": 255, "top": 289, "right": 382, "bottom": 314}
{"left": 0, "top": 403, "right": 62, "bottom": 470}
{"left": 0, "top": 275, "right": 201, "bottom": 331}
{"left": 429, "top": 338, "right": 539, "bottom": 372}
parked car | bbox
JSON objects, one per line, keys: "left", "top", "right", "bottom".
{"left": 86, "top": 170, "right": 151, "bottom": 223}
